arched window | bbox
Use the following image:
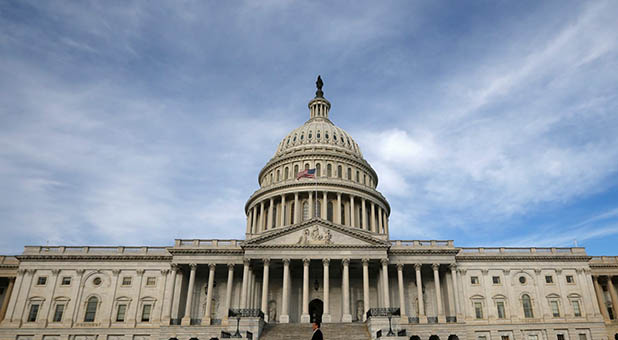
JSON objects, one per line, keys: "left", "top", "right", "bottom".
{"left": 356, "top": 171, "right": 360, "bottom": 182}
{"left": 303, "top": 202, "right": 309, "bottom": 221}
{"left": 327, "top": 164, "right": 332, "bottom": 177}
{"left": 305, "top": 163, "right": 310, "bottom": 170}
{"left": 294, "top": 165, "right": 299, "bottom": 176}
{"left": 284, "top": 167, "right": 289, "bottom": 180}
{"left": 347, "top": 168, "right": 352, "bottom": 180}
{"left": 84, "top": 296, "right": 98, "bottom": 322}
{"left": 363, "top": 174, "right": 366, "bottom": 185}
{"left": 270, "top": 173, "right": 273, "bottom": 184}
{"left": 316, "top": 163, "right": 321, "bottom": 177}
{"left": 338, "top": 165, "right": 342, "bottom": 178}
{"left": 308, "top": 130, "right": 312, "bottom": 139}
{"left": 317, "top": 130, "right": 321, "bottom": 139}
{"left": 316, "top": 201, "right": 321, "bottom": 218}
{"left": 327, "top": 202, "right": 333, "bottom": 222}
{"left": 276, "top": 170, "right": 280, "bottom": 182}
{"left": 522, "top": 294, "right": 534, "bottom": 318}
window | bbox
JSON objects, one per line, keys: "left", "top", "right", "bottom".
{"left": 316, "top": 163, "right": 321, "bottom": 177}
{"left": 146, "top": 277, "right": 156, "bottom": 286}
{"left": 557, "top": 335, "right": 565, "bottom": 340}
{"left": 497, "top": 301, "right": 506, "bottom": 319}
{"left": 522, "top": 294, "right": 534, "bottom": 318}
{"left": 116, "top": 304, "right": 127, "bottom": 322}
{"left": 519, "top": 276, "right": 527, "bottom": 284}
{"left": 327, "top": 164, "right": 332, "bottom": 177}
{"left": 347, "top": 168, "right": 351, "bottom": 180}
{"left": 61, "top": 276, "right": 71, "bottom": 285}
{"left": 28, "top": 304, "right": 39, "bottom": 322}
{"left": 84, "top": 297, "right": 98, "bottom": 322}
{"left": 529, "top": 336, "right": 538, "bottom": 340}
{"left": 317, "top": 131, "right": 321, "bottom": 139}
{"left": 53, "top": 304, "right": 65, "bottom": 322}
{"left": 572, "top": 300, "right": 582, "bottom": 317}
{"left": 356, "top": 171, "right": 359, "bottom": 182}
{"left": 550, "top": 300, "right": 560, "bottom": 317}
{"left": 37, "top": 276, "right": 47, "bottom": 285}
{"left": 566, "top": 275, "right": 574, "bottom": 284}
{"left": 545, "top": 275, "right": 554, "bottom": 284}
{"left": 308, "top": 131, "right": 312, "bottom": 139}
{"left": 493, "top": 276, "right": 501, "bottom": 284}
{"left": 141, "top": 304, "right": 152, "bottom": 322}
{"left": 122, "top": 277, "right": 132, "bottom": 286}
{"left": 294, "top": 165, "right": 299, "bottom": 176}
{"left": 479, "top": 336, "right": 487, "bottom": 340}
{"left": 578, "top": 334, "right": 586, "bottom": 340}
{"left": 471, "top": 276, "right": 479, "bottom": 285}
{"left": 501, "top": 336, "right": 510, "bottom": 340}
{"left": 276, "top": 170, "right": 280, "bottom": 181}
{"left": 474, "top": 302, "right": 483, "bottom": 319}
{"left": 337, "top": 165, "right": 342, "bottom": 178}
{"left": 284, "top": 167, "right": 289, "bottom": 180}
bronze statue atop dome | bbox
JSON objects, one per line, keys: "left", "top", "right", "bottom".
{"left": 315, "top": 75, "right": 324, "bottom": 98}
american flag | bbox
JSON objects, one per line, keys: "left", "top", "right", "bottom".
{"left": 296, "top": 168, "right": 316, "bottom": 180}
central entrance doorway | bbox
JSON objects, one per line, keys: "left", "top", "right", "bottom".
{"left": 309, "top": 299, "right": 323, "bottom": 323}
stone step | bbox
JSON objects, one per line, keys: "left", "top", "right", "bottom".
{"left": 260, "top": 323, "right": 370, "bottom": 340}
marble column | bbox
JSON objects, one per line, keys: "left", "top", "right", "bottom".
{"left": 384, "top": 211, "right": 389, "bottom": 234}
{"left": 301, "top": 258, "right": 310, "bottom": 323}
{"left": 449, "top": 264, "right": 460, "bottom": 318}
{"left": 361, "top": 198, "right": 367, "bottom": 230}
{"left": 204, "top": 264, "right": 216, "bottom": 325}
{"left": 381, "top": 259, "right": 390, "bottom": 308}
{"left": 415, "top": 264, "right": 426, "bottom": 322}
{"left": 259, "top": 202, "right": 265, "bottom": 232}
{"left": 43, "top": 269, "right": 61, "bottom": 326}
{"left": 336, "top": 193, "right": 342, "bottom": 224}
{"left": 577, "top": 269, "right": 595, "bottom": 316}
{"left": 322, "top": 259, "right": 331, "bottom": 322}
{"left": 607, "top": 277, "right": 618, "bottom": 320}
{"left": 251, "top": 207, "right": 257, "bottom": 234}
{"left": 342, "top": 258, "right": 352, "bottom": 322}
{"left": 433, "top": 263, "right": 445, "bottom": 322}
{"left": 223, "top": 263, "right": 234, "bottom": 324}
{"left": 261, "top": 259, "right": 270, "bottom": 322}
{"left": 322, "top": 192, "right": 327, "bottom": 220}
{"left": 281, "top": 259, "right": 290, "bottom": 323}
{"left": 378, "top": 206, "right": 383, "bottom": 233}
{"left": 181, "top": 263, "right": 197, "bottom": 326}
{"left": 246, "top": 210, "right": 252, "bottom": 234}
{"left": 280, "top": 195, "right": 286, "bottom": 227}
{"left": 370, "top": 203, "right": 376, "bottom": 233}
{"left": 397, "top": 263, "right": 407, "bottom": 322}
{"left": 268, "top": 198, "right": 274, "bottom": 230}
{"left": 248, "top": 267, "right": 254, "bottom": 309}
{"left": 309, "top": 192, "right": 314, "bottom": 218}
{"left": 350, "top": 196, "right": 355, "bottom": 227}
{"left": 294, "top": 193, "right": 299, "bottom": 224}
{"left": 593, "top": 276, "right": 609, "bottom": 319}
{"left": 240, "top": 259, "right": 250, "bottom": 308}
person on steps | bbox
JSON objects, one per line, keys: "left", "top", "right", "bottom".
{"left": 311, "top": 321, "right": 323, "bottom": 340}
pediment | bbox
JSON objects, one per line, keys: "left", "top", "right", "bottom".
{"left": 243, "top": 219, "right": 389, "bottom": 248}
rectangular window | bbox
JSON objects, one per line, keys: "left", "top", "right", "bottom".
{"left": 573, "top": 300, "right": 582, "bottom": 317}
{"left": 566, "top": 275, "right": 574, "bottom": 284}
{"left": 53, "top": 304, "right": 65, "bottom": 322}
{"left": 146, "top": 277, "right": 156, "bottom": 286}
{"left": 502, "top": 336, "right": 510, "bottom": 340}
{"left": 557, "top": 335, "right": 565, "bottom": 340}
{"left": 28, "top": 304, "right": 39, "bottom": 322}
{"left": 116, "top": 304, "right": 127, "bottom": 322}
{"left": 545, "top": 275, "right": 554, "bottom": 284}
{"left": 493, "top": 276, "right": 501, "bottom": 284}
{"left": 61, "top": 276, "right": 71, "bottom": 285}
{"left": 37, "top": 276, "right": 47, "bottom": 285}
{"left": 478, "top": 336, "right": 487, "bottom": 340}
{"left": 471, "top": 276, "right": 480, "bottom": 285}
{"left": 497, "top": 301, "right": 506, "bottom": 319}
{"left": 122, "top": 277, "right": 132, "bottom": 286}
{"left": 550, "top": 301, "right": 560, "bottom": 317}
{"left": 578, "top": 334, "right": 587, "bottom": 340}
{"left": 529, "top": 335, "right": 538, "bottom": 340}
{"left": 141, "top": 304, "right": 152, "bottom": 322}
{"left": 474, "top": 302, "right": 483, "bottom": 319}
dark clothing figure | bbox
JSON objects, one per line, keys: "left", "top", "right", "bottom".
{"left": 311, "top": 328, "right": 323, "bottom": 340}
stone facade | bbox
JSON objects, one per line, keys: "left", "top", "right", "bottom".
{"left": 0, "top": 81, "right": 617, "bottom": 340}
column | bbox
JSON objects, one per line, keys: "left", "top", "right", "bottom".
{"left": 251, "top": 207, "right": 257, "bottom": 234}
{"left": 0, "top": 277, "right": 15, "bottom": 321}
{"left": 294, "top": 193, "right": 299, "bottom": 224}
{"left": 361, "top": 198, "right": 367, "bottom": 230}
{"left": 342, "top": 258, "right": 352, "bottom": 322}
{"left": 607, "top": 277, "right": 618, "bottom": 320}
{"left": 350, "top": 196, "right": 355, "bottom": 227}
{"left": 362, "top": 259, "right": 370, "bottom": 322}
{"left": 322, "top": 191, "right": 327, "bottom": 219}
{"left": 555, "top": 269, "right": 571, "bottom": 317}
{"left": 381, "top": 259, "right": 390, "bottom": 308}
{"left": 534, "top": 269, "right": 549, "bottom": 318}
{"left": 280, "top": 194, "right": 286, "bottom": 226}
{"left": 481, "top": 269, "right": 496, "bottom": 320}
{"left": 450, "top": 264, "right": 460, "bottom": 319}
{"left": 433, "top": 263, "right": 445, "bottom": 322}
{"left": 223, "top": 263, "right": 234, "bottom": 324}
{"left": 593, "top": 276, "right": 609, "bottom": 319}
{"left": 246, "top": 210, "right": 252, "bottom": 234}
{"left": 204, "top": 264, "right": 216, "bottom": 324}
{"left": 378, "top": 206, "right": 383, "bottom": 233}
{"left": 384, "top": 211, "right": 389, "bottom": 234}
{"left": 268, "top": 198, "right": 274, "bottom": 230}
{"left": 309, "top": 192, "right": 314, "bottom": 218}
{"left": 577, "top": 269, "right": 595, "bottom": 316}
{"left": 415, "top": 264, "right": 426, "bottom": 322}
{"left": 131, "top": 269, "right": 145, "bottom": 326}
{"left": 162, "top": 266, "right": 177, "bottom": 323}
{"left": 241, "top": 259, "right": 250, "bottom": 308}
{"left": 248, "top": 267, "right": 254, "bottom": 309}
{"left": 370, "top": 203, "right": 376, "bottom": 232}
{"left": 261, "top": 259, "right": 270, "bottom": 322}
{"left": 43, "top": 269, "right": 61, "bottom": 326}
{"left": 259, "top": 201, "right": 265, "bottom": 232}
{"left": 336, "top": 193, "right": 342, "bottom": 224}
{"left": 7, "top": 269, "right": 27, "bottom": 324}
{"left": 281, "top": 259, "right": 290, "bottom": 323}
{"left": 301, "top": 258, "right": 310, "bottom": 323}
{"left": 397, "top": 263, "right": 407, "bottom": 321}
{"left": 322, "top": 259, "right": 331, "bottom": 322}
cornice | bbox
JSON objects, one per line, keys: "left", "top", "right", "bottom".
{"left": 167, "top": 248, "right": 244, "bottom": 255}
{"left": 16, "top": 255, "right": 172, "bottom": 262}
{"left": 456, "top": 255, "right": 592, "bottom": 262}
{"left": 389, "top": 249, "right": 460, "bottom": 256}
{"left": 244, "top": 244, "right": 388, "bottom": 249}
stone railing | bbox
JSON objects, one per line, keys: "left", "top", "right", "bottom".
{"left": 390, "top": 240, "right": 454, "bottom": 247}
{"left": 22, "top": 246, "right": 169, "bottom": 255}
{"left": 590, "top": 256, "right": 618, "bottom": 264}
{"left": 174, "top": 239, "right": 243, "bottom": 248}
{"left": 459, "top": 247, "right": 587, "bottom": 255}
{"left": 0, "top": 256, "right": 18, "bottom": 265}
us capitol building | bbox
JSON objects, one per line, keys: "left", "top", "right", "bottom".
{"left": 1, "top": 78, "right": 618, "bottom": 340}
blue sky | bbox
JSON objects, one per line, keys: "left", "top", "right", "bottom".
{"left": 1, "top": 1, "right": 617, "bottom": 255}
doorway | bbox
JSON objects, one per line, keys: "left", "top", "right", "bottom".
{"left": 309, "top": 299, "right": 323, "bottom": 323}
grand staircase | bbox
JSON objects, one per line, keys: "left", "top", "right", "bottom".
{"left": 260, "top": 323, "right": 371, "bottom": 340}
